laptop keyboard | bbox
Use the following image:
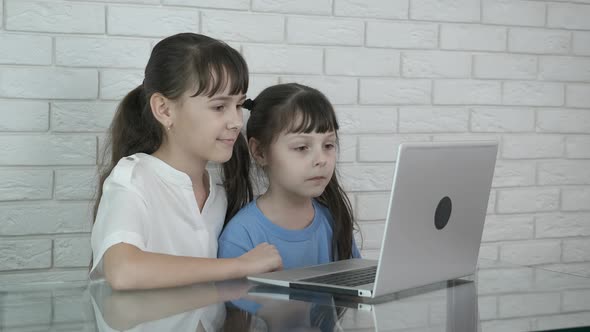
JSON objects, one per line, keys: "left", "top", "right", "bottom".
{"left": 300, "top": 266, "right": 377, "bottom": 287}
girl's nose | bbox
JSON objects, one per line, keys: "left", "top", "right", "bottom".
{"left": 228, "top": 107, "right": 244, "bottom": 130}
{"left": 228, "top": 120, "right": 242, "bottom": 130}
{"left": 313, "top": 150, "right": 328, "bottom": 167}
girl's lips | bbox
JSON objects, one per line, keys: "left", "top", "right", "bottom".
{"left": 307, "top": 176, "right": 326, "bottom": 181}
{"left": 218, "top": 138, "right": 236, "bottom": 146}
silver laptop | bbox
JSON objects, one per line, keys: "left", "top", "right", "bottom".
{"left": 248, "top": 141, "right": 498, "bottom": 299}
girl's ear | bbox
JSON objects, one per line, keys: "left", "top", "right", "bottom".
{"left": 150, "top": 92, "right": 174, "bottom": 129}
{"left": 248, "top": 138, "right": 267, "bottom": 167}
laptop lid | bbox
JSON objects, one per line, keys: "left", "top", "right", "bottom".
{"left": 372, "top": 141, "right": 497, "bottom": 297}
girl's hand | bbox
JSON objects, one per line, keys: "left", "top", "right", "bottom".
{"left": 238, "top": 242, "right": 283, "bottom": 275}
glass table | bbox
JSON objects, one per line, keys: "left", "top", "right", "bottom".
{"left": 2, "top": 259, "right": 590, "bottom": 331}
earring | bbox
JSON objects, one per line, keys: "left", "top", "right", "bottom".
{"left": 166, "top": 123, "right": 172, "bottom": 131}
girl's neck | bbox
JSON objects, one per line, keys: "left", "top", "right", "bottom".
{"left": 257, "top": 189, "right": 315, "bottom": 230}
{"left": 151, "top": 142, "right": 207, "bottom": 187}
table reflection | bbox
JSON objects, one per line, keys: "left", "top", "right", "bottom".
{"left": 234, "top": 279, "right": 478, "bottom": 332}
{"left": 2, "top": 259, "right": 590, "bottom": 331}
{"left": 89, "top": 279, "right": 250, "bottom": 332}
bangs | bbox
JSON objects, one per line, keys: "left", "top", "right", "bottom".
{"left": 280, "top": 92, "right": 339, "bottom": 135}
{"left": 190, "top": 42, "right": 249, "bottom": 97}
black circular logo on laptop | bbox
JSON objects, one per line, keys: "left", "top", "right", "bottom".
{"left": 434, "top": 196, "right": 452, "bottom": 230}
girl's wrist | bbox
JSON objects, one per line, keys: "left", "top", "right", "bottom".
{"left": 230, "top": 257, "right": 249, "bottom": 277}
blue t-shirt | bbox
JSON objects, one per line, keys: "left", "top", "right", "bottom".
{"left": 218, "top": 199, "right": 361, "bottom": 269}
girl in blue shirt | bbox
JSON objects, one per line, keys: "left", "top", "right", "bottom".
{"left": 218, "top": 83, "right": 360, "bottom": 269}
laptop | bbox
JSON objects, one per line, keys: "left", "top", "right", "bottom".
{"left": 247, "top": 141, "right": 498, "bottom": 299}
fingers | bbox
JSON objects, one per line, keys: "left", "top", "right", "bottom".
{"left": 274, "top": 261, "right": 284, "bottom": 271}
{"left": 251, "top": 242, "right": 282, "bottom": 271}
{"left": 256, "top": 242, "right": 275, "bottom": 249}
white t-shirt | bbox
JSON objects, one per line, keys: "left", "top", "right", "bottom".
{"left": 90, "top": 153, "right": 227, "bottom": 281}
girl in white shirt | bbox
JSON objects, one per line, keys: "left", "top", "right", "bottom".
{"left": 90, "top": 33, "right": 282, "bottom": 290}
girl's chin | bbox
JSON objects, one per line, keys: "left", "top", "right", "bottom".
{"left": 304, "top": 188, "right": 327, "bottom": 198}
{"left": 213, "top": 152, "right": 233, "bottom": 164}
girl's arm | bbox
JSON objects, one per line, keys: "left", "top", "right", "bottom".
{"left": 103, "top": 242, "right": 281, "bottom": 290}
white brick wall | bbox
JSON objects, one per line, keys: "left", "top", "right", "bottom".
{"left": 6, "top": 0, "right": 105, "bottom": 33}
{"left": 508, "top": 28, "right": 571, "bottom": 55}
{"left": 482, "top": 0, "right": 545, "bottom": 27}
{"left": 56, "top": 37, "right": 151, "bottom": 68}
{"left": 361, "top": 79, "right": 431, "bottom": 104}
{"left": 0, "top": 0, "right": 588, "bottom": 282}
{"left": 548, "top": 3, "right": 590, "bottom": 30}
{"left": 402, "top": 51, "right": 471, "bottom": 78}
{"left": 334, "top": 0, "right": 408, "bottom": 19}
{"left": 440, "top": 24, "right": 506, "bottom": 51}
{"left": 243, "top": 45, "right": 322, "bottom": 74}
{"left": 203, "top": 11, "right": 284, "bottom": 42}
{"left": 287, "top": 17, "right": 364, "bottom": 46}
{"left": 253, "top": 0, "right": 331, "bottom": 14}
{"left": 367, "top": 22, "right": 438, "bottom": 49}
{"left": 470, "top": 107, "right": 535, "bottom": 132}
{"left": 0, "top": 34, "right": 52, "bottom": 65}
{"left": 0, "top": 100, "right": 49, "bottom": 131}
{"left": 473, "top": 54, "right": 537, "bottom": 80}
{"left": 410, "top": 0, "right": 480, "bottom": 22}
{"left": 326, "top": 48, "right": 400, "bottom": 76}
{"left": 99, "top": 70, "right": 143, "bottom": 100}
{"left": 567, "top": 84, "right": 590, "bottom": 108}
{"left": 573, "top": 32, "right": 590, "bottom": 56}
{"left": 0, "top": 68, "right": 98, "bottom": 99}
{"left": 399, "top": 107, "right": 469, "bottom": 132}
{"left": 108, "top": 6, "right": 200, "bottom": 37}
{"left": 434, "top": 80, "right": 501, "bottom": 105}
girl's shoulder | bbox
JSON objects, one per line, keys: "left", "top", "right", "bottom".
{"left": 104, "top": 153, "right": 176, "bottom": 197}
{"left": 107, "top": 153, "right": 154, "bottom": 187}
{"left": 228, "top": 200, "right": 258, "bottom": 224}
{"left": 111, "top": 153, "right": 192, "bottom": 189}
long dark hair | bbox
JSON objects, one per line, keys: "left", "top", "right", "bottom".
{"left": 94, "top": 33, "right": 252, "bottom": 226}
{"left": 244, "top": 83, "right": 357, "bottom": 261}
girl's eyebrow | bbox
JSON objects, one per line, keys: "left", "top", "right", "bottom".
{"left": 208, "top": 95, "right": 246, "bottom": 102}
{"left": 299, "top": 132, "right": 336, "bottom": 137}
{"left": 286, "top": 132, "right": 336, "bottom": 139}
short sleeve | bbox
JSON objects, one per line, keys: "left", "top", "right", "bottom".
{"left": 90, "top": 183, "right": 149, "bottom": 281}
{"left": 217, "top": 223, "right": 254, "bottom": 259}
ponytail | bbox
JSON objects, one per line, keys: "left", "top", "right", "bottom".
{"left": 93, "top": 85, "right": 163, "bottom": 221}
{"left": 222, "top": 132, "right": 253, "bottom": 224}
{"left": 317, "top": 173, "right": 356, "bottom": 261}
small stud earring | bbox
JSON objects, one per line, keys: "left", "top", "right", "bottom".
{"left": 166, "top": 123, "right": 172, "bottom": 131}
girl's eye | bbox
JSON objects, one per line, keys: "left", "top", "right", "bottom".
{"left": 295, "top": 146, "right": 308, "bottom": 151}
{"left": 325, "top": 143, "right": 336, "bottom": 150}
{"left": 214, "top": 105, "right": 225, "bottom": 111}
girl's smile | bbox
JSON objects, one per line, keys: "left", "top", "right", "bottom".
{"left": 217, "top": 137, "right": 238, "bottom": 146}
{"left": 307, "top": 176, "right": 326, "bottom": 181}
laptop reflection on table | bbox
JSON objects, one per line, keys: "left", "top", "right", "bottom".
{"left": 247, "top": 279, "right": 480, "bottom": 332}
